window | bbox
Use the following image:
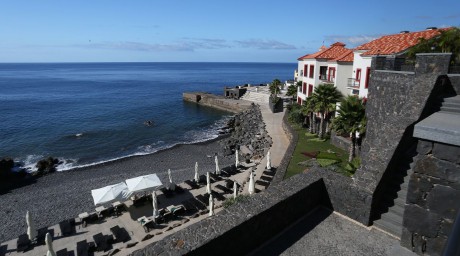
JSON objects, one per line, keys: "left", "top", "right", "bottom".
{"left": 308, "top": 84, "right": 313, "bottom": 96}
{"left": 328, "top": 67, "right": 336, "bottom": 82}
{"left": 319, "top": 66, "right": 327, "bottom": 80}
{"left": 309, "top": 65, "right": 314, "bottom": 79}
{"left": 365, "top": 67, "right": 371, "bottom": 89}
{"left": 302, "top": 83, "right": 307, "bottom": 94}
{"left": 297, "top": 97, "right": 302, "bottom": 105}
{"left": 304, "top": 65, "right": 308, "bottom": 77}
{"left": 356, "top": 68, "right": 362, "bottom": 82}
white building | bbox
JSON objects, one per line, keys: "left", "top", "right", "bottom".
{"left": 296, "top": 42, "right": 353, "bottom": 105}
{"left": 348, "top": 27, "right": 449, "bottom": 98}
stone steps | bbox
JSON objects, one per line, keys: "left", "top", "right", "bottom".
{"left": 240, "top": 90, "right": 270, "bottom": 104}
{"left": 372, "top": 155, "right": 414, "bottom": 238}
{"left": 440, "top": 95, "right": 460, "bottom": 115}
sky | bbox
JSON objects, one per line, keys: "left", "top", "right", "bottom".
{"left": 1, "top": 0, "right": 459, "bottom": 63}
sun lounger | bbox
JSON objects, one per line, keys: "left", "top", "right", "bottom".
{"left": 110, "top": 225, "right": 131, "bottom": 243}
{"left": 195, "top": 194, "right": 209, "bottom": 206}
{"left": 93, "top": 233, "right": 110, "bottom": 252}
{"left": 255, "top": 180, "right": 270, "bottom": 189}
{"left": 263, "top": 170, "right": 276, "bottom": 176}
{"left": 160, "top": 187, "right": 174, "bottom": 198}
{"left": 56, "top": 248, "right": 69, "bottom": 256}
{"left": 181, "top": 199, "right": 199, "bottom": 214}
{"left": 184, "top": 179, "right": 200, "bottom": 189}
{"left": 260, "top": 175, "right": 273, "bottom": 182}
{"left": 211, "top": 191, "right": 226, "bottom": 201}
{"left": 16, "top": 234, "right": 30, "bottom": 252}
{"left": 215, "top": 184, "right": 232, "bottom": 194}
{"left": 198, "top": 175, "right": 207, "bottom": 184}
{"left": 174, "top": 185, "right": 185, "bottom": 194}
{"left": 76, "top": 240, "right": 89, "bottom": 256}
{"left": 186, "top": 197, "right": 206, "bottom": 211}
{"left": 209, "top": 172, "right": 222, "bottom": 181}
{"left": 59, "top": 220, "right": 73, "bottom": 236}
{"left": 36, "top": 227, "right": 51, "bottom": 245}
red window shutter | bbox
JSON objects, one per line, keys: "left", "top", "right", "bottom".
{"left": 365, "top": 67, "right": 371, "bottom": 89}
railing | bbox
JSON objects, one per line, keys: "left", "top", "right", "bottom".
{"left": 319, "top": 74, "right": 327, "bottom": 80}
{"left": 347, "top": 78, "right": 360, "bottom": 88}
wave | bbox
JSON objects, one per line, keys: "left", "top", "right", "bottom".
{"left": 17, "top": 115, "right": 233, "bottom": 172}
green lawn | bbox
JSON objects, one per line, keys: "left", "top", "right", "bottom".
{"left": 285, "top": 124, "right": 358, "bottom": 179}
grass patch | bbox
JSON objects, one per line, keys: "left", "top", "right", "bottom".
{"left": 222, "top": 195, "right": 250, "bottom": 208}
{"left": 285, "top": 124, "right": 356, "bottom": 179}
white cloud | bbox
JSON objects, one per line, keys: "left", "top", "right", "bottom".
{"left": 235, "top": 39, "right": 297, "bottom": 50}
{"left": 324, "top": 35, "right": 381, "bottom": 47}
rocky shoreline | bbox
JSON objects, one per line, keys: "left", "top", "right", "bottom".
{"left": 0, "top": 103, "right": 272, "bottom": 243}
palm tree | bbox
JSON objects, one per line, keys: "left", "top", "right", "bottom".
{"left": 301, "top": 96, "right": 317, "bottom": 133}
{"left": 332, "top": 96, "right": 366, "bottom": 162}
{"left": 311, "top": 84, "right": 343, "bottom": 139}
{"left": 286, "top": 84, "right": 298, "bottom": 102}
{"left": 269, "top": 79, "right": 282, "bottom": 96}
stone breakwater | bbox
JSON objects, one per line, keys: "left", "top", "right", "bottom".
{"left": 219, "top": 103, "right": 272, "bottom": 162}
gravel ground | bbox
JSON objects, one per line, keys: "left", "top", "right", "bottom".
{"left": 0, "top": 137, "right": 234, "bottom": 242}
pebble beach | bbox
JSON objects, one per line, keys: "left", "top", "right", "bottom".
{"left": 0, "top": 137, "right": 234, "bottom": 242}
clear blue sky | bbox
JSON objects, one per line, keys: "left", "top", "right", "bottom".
{"left": 1, "top": 0, "right": 459, "bottom": 63}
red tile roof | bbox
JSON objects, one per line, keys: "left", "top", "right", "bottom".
{"left": 356, "top": 28, "right": 451, "bottom": 56}
{"left": 331, "top": 49, "right": 354, "bottom": 62}
{"left": 298, "top": 42, "right": 351, "bottom": 60}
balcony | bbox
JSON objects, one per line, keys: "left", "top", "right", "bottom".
{"left": 347, "top": 78, "right": 360, "bottom": 88}
{"left": 319, "top": 74, "right": 327, "bottom": 80}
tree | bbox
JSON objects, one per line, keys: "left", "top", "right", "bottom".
{"left": 407, "top": 27, "right": 460, "bottom": 64}
{"left": 332, "top": 96, "right": 366, "bottom": 162}
{"left": 269, "top": 79, "right": 282, "bottom": 96}
{"left": 311, "top": 84, "right": 343, "bottom": 139}
{"left": 286, "top": 84, "right": 298, "bottom": 102}
{"left": 301, "top": 96, "right": 317, "bottom": 133}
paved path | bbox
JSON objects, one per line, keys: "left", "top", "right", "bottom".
{"left": 251, "top": 207, "right": 416, "bottom": 256}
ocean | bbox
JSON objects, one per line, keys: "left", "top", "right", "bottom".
{"left": 0, "top": 62, "right": 296, "bottom": 171}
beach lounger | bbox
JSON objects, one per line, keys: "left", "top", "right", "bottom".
{"left": 263, "top": 170, "right": 276, "bottom": 177}
{"left": 195, "top": 194, "right": 209, "bottom": 206}
{"left": 36, "top": 227, "right": 51, "bottom": 245}
{"left": 174, "top": 185, "right": 185, "bottom": 194}
{"left": 184, "top": 179, "right": 200, "bottom": 189}
{"left": 209, "top": 172, "right": 222, "bottom": 181}
{"left": 110, "top": 225, "right": 131, "bottom": 243}
{"left": 56, "top": 248, "right": 69, "bottom": 256}
{"left": 181, "top": 200, "right": 199, "bottom": 214}
{"left": 93, "top": 233, "right": 110, "bottom": 252}
{"left": 16, "top": 234, "right": 30, "bottom": 252}
{"left": 255, "top": 180, "right": 270, "bottom": 189}
{"left": 215, "top": 184, "right": 232, "bottom": 194}
{"left": 59, "top": 220, "right": 73, "bottom": 236}
{"left": 211, "top": 191, "right": 226, "bottom": 201}
{"left": 76, "top": 240, "right": 89, "bottom": 256}
{"left": 186, "top": 198, "right": 206, "bottom": 211}
{"left": 160, "top": 187, "right": 174, "bottom": 198}
{"left": 260, "top": 175, "right": 273, "bottom": 182}
{"left": 198, "top": 175, "right": 207, "bottom": 185}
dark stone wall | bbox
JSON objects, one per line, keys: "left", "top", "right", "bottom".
{"left": 130, "top": 170, "right": 331, "bottom": 256}
{"left": 401, "top": 140, "right": 460, "bottom": 255}
{"left": 271, "top": 109, "right": 298, "bottom": 185}
{"left": 447, "top": 74, "right": 460, "bottom": 94}
{"left": 330, "top": 132, "right": 361, "bottom": 158}
{"left": 354, "top": 53, "right": 452, "bottom": 193}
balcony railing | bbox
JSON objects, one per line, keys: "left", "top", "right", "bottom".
{"left": 319, "top": 74, "right": 327, "bottom": 80}
{"left": 347, "top": 78, "right": 360, "bottom": 88}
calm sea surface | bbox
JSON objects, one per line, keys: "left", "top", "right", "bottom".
{"left": 0, "top": 62, "right": 296, "bottom": 171}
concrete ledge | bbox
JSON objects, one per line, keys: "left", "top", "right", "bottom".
{"left": 414, "top": 112, "right": 460, "bottom": 146}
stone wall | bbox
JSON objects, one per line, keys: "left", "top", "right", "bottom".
{"left": 447, "top": 74, "right": 460, "bottom": 93}
{"left": 271, "top": 109, "right": 298, "bottom": 185}
{"left": 130, "top": 170, "right": 331, "bottom": 256}
{"left": 330, "top": 132, "right": 361, "bottom": 158}
{"left": 401, "top": 140, "right": 460, "bottom": 255}
{"left": 354, "top": 53, "right": 452, "bottom": 193}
